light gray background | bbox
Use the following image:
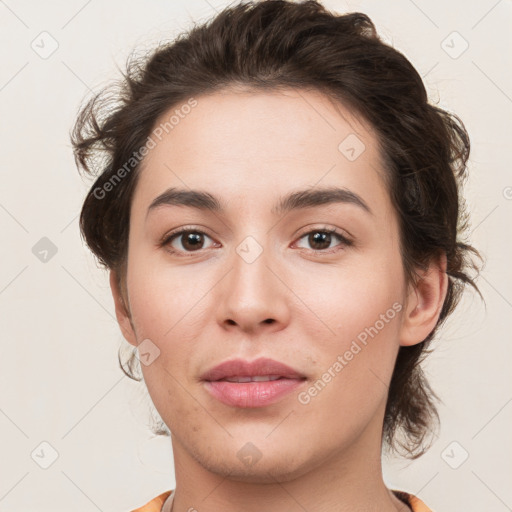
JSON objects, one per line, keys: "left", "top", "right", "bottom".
{"left": 0, "top": 1, "right": 510, "bottom": 511}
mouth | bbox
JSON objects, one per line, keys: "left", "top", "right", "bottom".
{"left": 201, "top": 357, "right": 307, "bottom": 408}
{"left": 218, "top": 375, "right": 285, "bottom": 382}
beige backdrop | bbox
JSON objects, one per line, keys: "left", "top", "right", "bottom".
{"left": 0, "top": 0, "right": 510, "bottom": 511}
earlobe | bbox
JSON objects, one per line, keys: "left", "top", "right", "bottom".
{"left": 109, "top": 270, "right": 138, "bottom": 346}
{"left": 399, "top": 252, "right": 448, "bottom": 347}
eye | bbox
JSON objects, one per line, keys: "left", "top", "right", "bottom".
{"left": 161, "top": 228, "right": 218, "bottom": 255}
{"left": 294, "top": 228, "right": 352, "bottom": 253}
{"left": 160, "top": 226, "right": 352, "bottom": 256}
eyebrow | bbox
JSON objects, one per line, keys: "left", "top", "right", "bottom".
{"left": 146, "top": 186, "right": 372, "bottom": 219}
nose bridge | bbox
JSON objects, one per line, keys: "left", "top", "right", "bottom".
{"left": 216, "top": 233, "right": 289, "bottom": 331}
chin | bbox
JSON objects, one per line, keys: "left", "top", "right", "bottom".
{"left": 193, "top": 442, "right": 316, "bottom": 484}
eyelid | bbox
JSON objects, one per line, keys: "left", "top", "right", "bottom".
{"left": 295, "top": 224, "right": 352, "bottom": 241}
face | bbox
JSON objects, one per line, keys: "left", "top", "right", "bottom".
{"left": 115, "top": 87, "right": 415, "bottom": 483}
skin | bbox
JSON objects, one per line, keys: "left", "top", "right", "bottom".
{"left": 110, "top": 87, "right": 447, "bottom": 512}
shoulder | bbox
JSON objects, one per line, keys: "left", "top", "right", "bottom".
{"left": 130, "top": 490, "right": 173, "bottom": 512}
{"left": 392, "top": 489, "right": 433, "bottom": 512}
{"left": 132, "top": 489, "right": 432, "bottom": 512}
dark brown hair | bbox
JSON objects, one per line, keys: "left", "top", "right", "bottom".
{"left": 71, "top": 0, "right": 482, "bottom": 459}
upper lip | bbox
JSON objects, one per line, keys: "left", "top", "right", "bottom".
{"left": 200, "top": 357, "right": 306, "bottom": 381}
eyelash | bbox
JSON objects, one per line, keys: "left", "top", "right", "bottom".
{"left": 159, "top": 225, "right": 353, "bottom": 257}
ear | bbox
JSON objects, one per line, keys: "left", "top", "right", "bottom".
{"left": 399, "top": 252, "right": 448, "bottom": 347}
{"left": 109, "top": 270, "right": 137, "bottom": 346}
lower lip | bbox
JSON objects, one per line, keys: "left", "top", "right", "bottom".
{"left": 204, "top": 378, "right": 305, "bottom": 408}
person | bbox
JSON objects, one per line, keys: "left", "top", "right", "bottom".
{"left": 70, "top": 1, "right": 482, "bottom": 510}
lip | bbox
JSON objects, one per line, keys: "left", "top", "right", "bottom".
{"left": 201, "top": 357, "right": 307, "bottom": 408}
{"left": 200, "top": 357, "right": 305, "bottom": 381}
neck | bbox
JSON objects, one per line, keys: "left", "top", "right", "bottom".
{"left": 168, "top": 413, "right": 407, "bottom": 512}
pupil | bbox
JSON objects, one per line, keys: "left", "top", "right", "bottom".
{"left": 184, "top": 232, "right": 203, "bottom": 250}
{"left": 310, "top": 232, "right": 330, "bottom": 250}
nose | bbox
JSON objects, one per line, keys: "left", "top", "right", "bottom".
{"left": 215, "top": 239, "right": 291, "bottom": 334}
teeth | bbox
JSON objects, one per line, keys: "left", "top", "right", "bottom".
{"left": 223, "top": 375, "right": 282, "bottom": 383}
{"left": 225, "top": 376, "right": 252, "bottom": 383}
{"left": 252, "top": 375, "right": 281, "bottom": 382}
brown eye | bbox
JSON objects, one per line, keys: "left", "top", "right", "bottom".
{"left": 295, "top": 229, "right": 352, "bottom": 252}
{"left": 179, "top": 232, "right": 205, "bottom": 251}
{"left": 163, "top": 229, "right": 216, "bottom": 254}
{"left": 308, "top": 231, "right": 332, "bottom": 250}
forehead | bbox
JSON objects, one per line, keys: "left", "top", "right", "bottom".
{"left": 132, "top": 87, "right": 390, "bottom": 216}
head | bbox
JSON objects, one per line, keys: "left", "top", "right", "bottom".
{"left": 71, "top": 0, "right": 481, "bottom": 473}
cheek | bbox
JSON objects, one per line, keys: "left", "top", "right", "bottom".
{"left": 295, "top": 289, "right": 403, "bottom": 443}
{"left": 125, "top": 259, "right": 209, "bottom": 399}
{"left": 293, "top": 254, "right": 404, "bottom": 404}
{"left": 126, "top": 252, "right": 210, "bottom": 338}
{"left": 294, "top": 254, "right": 404, "bottom": 342}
